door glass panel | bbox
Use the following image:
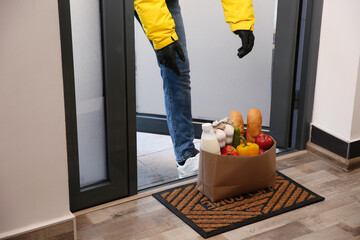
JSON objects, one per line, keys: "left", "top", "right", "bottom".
{"left": 70, "top": 0, "right": 107, "bottom": 187}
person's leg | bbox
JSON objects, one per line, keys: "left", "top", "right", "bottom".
{"left": 134, "top": 1, "right": 199, "bottom": 177}
{"left": 160, "top": 0, "right": 199, "bottom": 165}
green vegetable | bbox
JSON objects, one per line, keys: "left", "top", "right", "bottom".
{"left": 232, "top": 127, "right": 241, "bottom": 148}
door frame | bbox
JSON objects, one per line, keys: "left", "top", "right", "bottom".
{"left": 292, "top": 0, "right": 324, "bottom": 150}
{"left": 58, "top": 0, "right": 136, "bottom": 212}
{"left": 269, "top": 0, "right": 302, "bottom": 149}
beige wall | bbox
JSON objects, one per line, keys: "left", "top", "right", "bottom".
{"left": 351, "top": 60, "right": 360, "bottom": 140}
{"left": 0, "top": 0, "right": 73, "bottom": 238}
{"left": 312, "top": 0, "right": 360, "bottom": 142}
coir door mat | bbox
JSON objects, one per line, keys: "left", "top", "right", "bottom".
{"left": 153, "top": 171, "right": 324, "bottom": 238}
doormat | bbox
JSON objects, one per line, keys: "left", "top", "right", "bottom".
{"left": 152, "top": 171, "right": 324, "bottom": 238}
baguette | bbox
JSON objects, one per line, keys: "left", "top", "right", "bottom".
{"left": 246, "top": 108, "right": 262, "bottom": 143}
{"left": 230, "top": 110, "right": 245, "bottom": 137}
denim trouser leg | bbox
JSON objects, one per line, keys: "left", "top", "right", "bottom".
{"left": 135, "top": 0, "right": 199, "bottom": 163}
{"left": 162, "top": 0, "right": 199, "bottom": 163}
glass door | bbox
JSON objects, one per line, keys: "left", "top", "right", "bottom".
{"left": 58, "top": 0, "right": 136, "bottom": 212}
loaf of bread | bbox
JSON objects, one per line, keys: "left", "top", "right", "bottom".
{"left": 246, "top": 108, "right": 262, "bottom": 143}
{"left": 230, "top": 110, "right": 245, "bottom": 137}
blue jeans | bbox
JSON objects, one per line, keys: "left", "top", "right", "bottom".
{"left": 135, "top": 0, "right": 199, "bottom": 163}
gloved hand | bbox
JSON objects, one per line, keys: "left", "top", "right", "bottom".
{"left": 155, "top": 41, "right": 186, "bottom": 76}
{"left": 235, "top": 30, "right": 255, "bottom": 58}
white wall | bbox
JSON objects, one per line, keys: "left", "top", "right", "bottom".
{"left": 0, "top": 0, "right": 73, "bottom": 238}
{"left": 312, "top": 0, "right": 360, "bottom": 142}
{"left": 351, "top": 60, "right": 360, "bottom": 140}
{"left": 135, "top": 0, "right": 276, "bottom": 126}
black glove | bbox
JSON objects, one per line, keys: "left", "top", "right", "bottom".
{"left": 235, "top": 30, "right": 255, "bottom": 58}
{"left": 155, "top": 41, "right": 186, "bottom": 76}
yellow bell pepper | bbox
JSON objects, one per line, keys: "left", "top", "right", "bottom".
{"left": 236, "top": 136, "right": 259, "bottom": 156}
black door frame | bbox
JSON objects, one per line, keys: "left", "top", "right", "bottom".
{"left": 58, "top": 0, "right": 136, "bottom": 212}
{"left": 292, "top": 0, "right": 323, "bottom": 150}
{"left": 269, "top": 0, "right": 302, "bottom": 149}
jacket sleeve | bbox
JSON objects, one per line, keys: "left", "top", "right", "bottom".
{"left": 221, "top": 0, "right": 255, "bottom": 32}
{"left": 134, "top": 0, "right": 178, "bottom": 50}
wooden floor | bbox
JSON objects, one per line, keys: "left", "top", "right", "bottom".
{"left": 76, "top": 151, "right": 360, "bottom": 240}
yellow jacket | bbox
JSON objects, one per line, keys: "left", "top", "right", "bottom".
{"left": 134, "top": 0, "right": 255, "bottom": 50}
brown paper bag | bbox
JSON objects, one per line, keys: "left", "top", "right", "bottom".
{"left": 196, "top": 140, "right": 276, "bottom": 202}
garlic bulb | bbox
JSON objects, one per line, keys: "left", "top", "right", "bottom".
{"left": 225, "top": 137, "right": 233, "bottom": 144}
{"left": 212, "top": 118, "right": 236, "bottom": 148}
{"left": 215, "top": 129, "right": 226, "bottom": 141}
{"left": 223, "top": 124, "right": 234, "bottom": 137}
